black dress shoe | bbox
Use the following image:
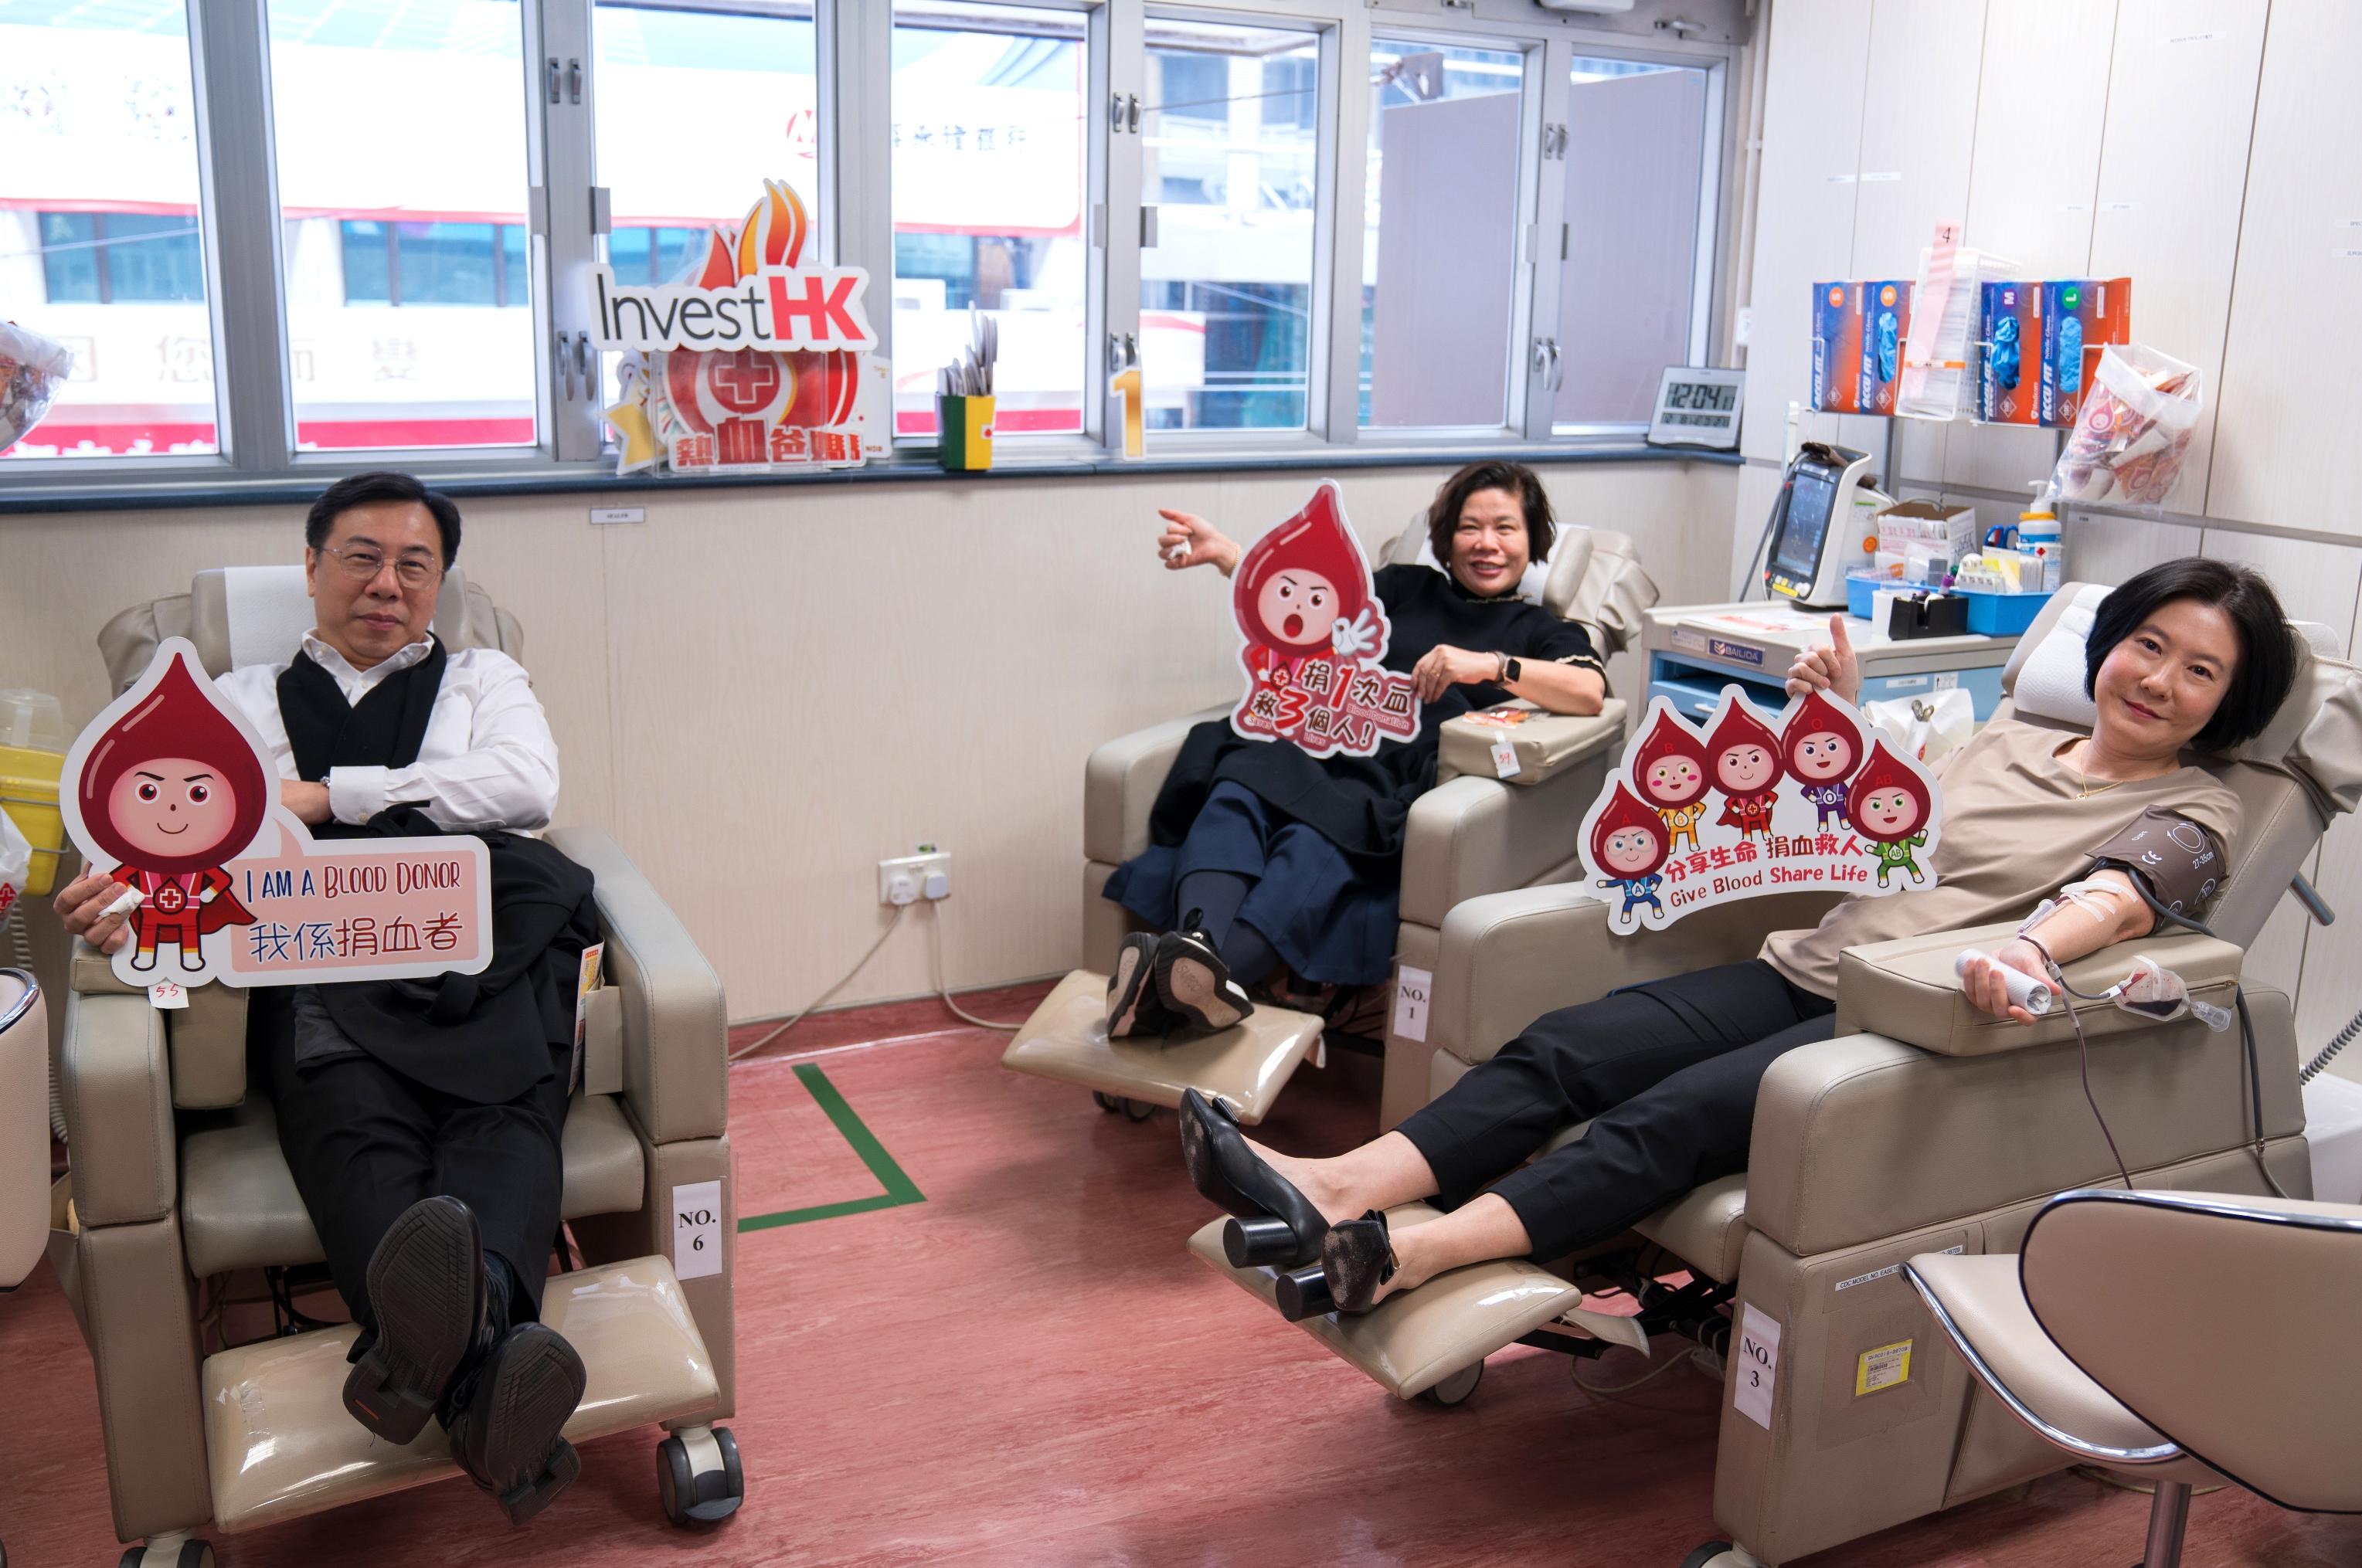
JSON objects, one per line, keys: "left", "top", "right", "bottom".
{"left": 1320, "top": 1209, "right": 1399, "bottom": 1315}
{"left": 344, "top": 1196, "right": 484, "bottom": 1445}
{"left": 1106, "top": 932, "right": 1185, "bottom": 1039}
{"left": 445, "top": 1323, "right": 588, "bottom": 1526}
{"left": 1178, "top": 1088, "right": 1327, "bottom": 1269}
{"left": 1155, "top": 914, "right": 1255, "bottom": 1033}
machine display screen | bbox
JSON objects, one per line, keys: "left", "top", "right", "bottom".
{"left": 1771, "top": 464, "right": 1839, "bottom": 582}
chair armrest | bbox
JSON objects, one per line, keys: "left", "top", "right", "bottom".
{"left": 61, "top": 986, "right": 176, "bottom": 1227}
{"left": 1429, "top": 886, "right": 1816, "bottom": 1068}
{"left": 547, "top": 826, "right": 726, "bottom": 1145}
{"left": 1745, "top": 988, "right": 2306, "bottom": 1257}
{"left": 69, "top": 940, "right": 247, "bottom": 1108}
{"left": 1436, "top": 698, "right": 1625, "bottom": 789}
{"left": 1834, "top": 921, "right": 2248, "bottom": 1056}
{"left": 1082, "top": 707, "right": 1224, "bottom": 866}
{"left": 1434, "top": 699, "right": 1626, "bottom": 788}
{"left": 1398, "top": 769, "right": 1596, "bottom": 930}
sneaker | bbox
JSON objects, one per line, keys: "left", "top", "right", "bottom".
{"left": 1154, "top": 912, "right": 1256, "bottom": 1033}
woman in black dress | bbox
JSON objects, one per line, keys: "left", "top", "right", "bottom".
{"left": 1103, "top": 462, "right": 1609, "bottom": 1039}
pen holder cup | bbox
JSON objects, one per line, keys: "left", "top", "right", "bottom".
{"left": 936, "top": 395, "right": 996, "bottom": 471}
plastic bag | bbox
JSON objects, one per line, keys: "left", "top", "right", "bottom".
{"left": 1863, "top": 687, "right": 1974, "bottom": 766}
{"left": 2045, "top": 343, "right": 2202, "bottom": 507}
{"left": 0, "top": 321, "right": 75, "bottom": 453}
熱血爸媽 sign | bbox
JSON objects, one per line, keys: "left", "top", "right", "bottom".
{"left": 596, "top": 179, "right": 884, "bottom": 478}
{"left": 1578, "top": 687, "right": 1944, "bottom": 933}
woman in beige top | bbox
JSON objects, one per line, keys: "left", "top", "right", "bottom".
{"left": 1177, "top": 558, "right": 2301, "bottom": 1319}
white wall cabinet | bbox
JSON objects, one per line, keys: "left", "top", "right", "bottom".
{"left": 2085, "top": 0, "right": 2269, "bottom": 509}
{"left": 2207, "top": 0, "right": 2362, "bottom": 540}
{"left": 1739, "top": 0, "right": 1873, "bottom": 463}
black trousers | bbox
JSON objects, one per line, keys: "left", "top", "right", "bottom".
{"left": 258, "top": 993, "right": 572, "bottom": 1329}
{"left": 1394, "top": 961, "right": 1835, "bottom": 1260}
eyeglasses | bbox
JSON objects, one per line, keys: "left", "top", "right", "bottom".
{"left": 317, "top": 543, "right": 442, "bottom": 589}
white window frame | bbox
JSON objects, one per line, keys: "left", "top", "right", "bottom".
{"left": 0, "top": 0, "right": 1740, "bottom": 505}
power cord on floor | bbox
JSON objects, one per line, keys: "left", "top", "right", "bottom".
{"left": 926, "top": 901, "right": 1023, "bottom": 1031}
{"left": 728, "top": 905, "right": 910, "bottom": 1063}
{"left": 1571, "top": 1343, "right": 1718, "bottom": 1404}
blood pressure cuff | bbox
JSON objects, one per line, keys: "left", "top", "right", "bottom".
{"left": 2084, "top": 806, "right": 2230, "bottom": 925}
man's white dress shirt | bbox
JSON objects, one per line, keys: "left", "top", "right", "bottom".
{"left": 216, "top": 633, "right": 560, "bottom": 831}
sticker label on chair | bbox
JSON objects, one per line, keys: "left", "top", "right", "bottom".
{"left": 672, "top": 1179, "right": 723, "bottom": 1281}
{"left": 1392, "top": 966, "right": 1432, "bottom": 1043}
{"left": 1855, "top": 1339, "right": 1912, "bottom": 1397}
{"left": 1490, "top": 736, "right": 1521, "bottom": 779}
{"left": 1733, "top": 1303, "right": 1782, "bottom": 1429}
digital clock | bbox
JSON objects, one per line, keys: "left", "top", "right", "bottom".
{"left": 1647, "top": 365, "right": 1745, "bottom": 450}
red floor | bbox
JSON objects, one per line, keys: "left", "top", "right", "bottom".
{"left": 5, "top": 982, "right": 2359, "bottom": 1567}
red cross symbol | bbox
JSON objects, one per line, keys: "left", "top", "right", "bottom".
{"left": 707, "top": 350, "right": 780, "bottom": 414}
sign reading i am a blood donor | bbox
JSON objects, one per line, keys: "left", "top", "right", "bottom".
{"left": 1229, "top": 482, "right": 1421, "bottom": 759}
{"left": 1577, "top": 686, "right": 1945, "bottom": 934}
{"left": 594, "top": 178, "right": 883, "bottom": 477}
{"left": 58, "top": 640, "right": 493, "bottom": 991}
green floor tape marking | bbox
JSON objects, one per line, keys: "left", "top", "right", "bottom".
{"left": 738, "top": 1061, "right": 926, "bottom": 1231}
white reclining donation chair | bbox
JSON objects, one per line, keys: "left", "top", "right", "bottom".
{"left": 1005, "top": 514, "right": 1658, "bottom": 1126}
{"left": 1193, "top": 582, "right": 2362, "bottom": 1566}
{"left": 55, "top": 568, "right": 740, "bottom": 1567}
{"left": 1907, "top": 1187, "right": 2362, "bottom": 1568}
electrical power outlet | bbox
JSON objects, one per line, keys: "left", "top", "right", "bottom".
{"left": 879, "top": 849, "right": 952, "bottom": 905}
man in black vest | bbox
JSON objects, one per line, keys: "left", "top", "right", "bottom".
{"left": 53, "top": 471, "right": 593, "bottom": 1525}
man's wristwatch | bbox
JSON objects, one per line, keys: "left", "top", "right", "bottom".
{"left": 1501, "top": 657, "right": 1522, "bottom": 684}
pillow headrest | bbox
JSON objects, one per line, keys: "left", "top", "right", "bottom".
{"left": 2005, "top": 583, "right": 2110, "bottom": 728}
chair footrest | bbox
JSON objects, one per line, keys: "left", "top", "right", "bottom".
{"left": 1000, "top": 970, "right": 1322, "bottom": 1125}
{"left": 1187, "top": 1204, "right": 1600, "bottom": 1399}
{"left": 203, "top": 1255, "right": 719, "bottom": 1534}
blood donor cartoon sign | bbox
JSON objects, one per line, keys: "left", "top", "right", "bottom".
{"left": 59, "top": 641, "right": 493, "bottom": 993}
{"left": 1579, "top": 687, "right": 1943, "bottom": 933}
{"left": 1229, "top": 483, "right": 1420, "bottom": 759}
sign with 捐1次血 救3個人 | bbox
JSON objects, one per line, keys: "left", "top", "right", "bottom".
{"left": 1578, "top": 687, "right": 1945, "bottom": 933}
{"left": 1227, "top": 481, "right": 1422, "bottom": 759}
{"left": 57, "top": 640, "right": 494, "bottom": 993}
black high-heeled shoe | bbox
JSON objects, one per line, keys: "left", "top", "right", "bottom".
{"left": 1178, "top": 1088, "right": 1328, "bottom": 1270}
{"left": 1320, "top": 1210, "right": 1398, "bottom": 1315}
{"left": 1155, "top": 914, "right": 1255, "bottom": 1033}
{"left": 1106, "top": 932, "right": 1184, "bottom": 1039}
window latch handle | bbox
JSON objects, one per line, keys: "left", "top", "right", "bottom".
{"left": 545, "top": 57, "right": 560, "bottom": 104}
{"left": 556, "top": 331, "right": 576, "bottom": 402}
{"left": 568, "top": 57, "right": 583, "bottom": 104}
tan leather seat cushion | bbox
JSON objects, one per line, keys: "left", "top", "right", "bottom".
{"left": 179, "top": 1091, "right": 646, "bottom": 1278}
{"left": 1001, "top": 969, "right": 1322, "bottom": 1125}
{"left": 1633, "top": 1174, "right": 1749, "bottom": 1284}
